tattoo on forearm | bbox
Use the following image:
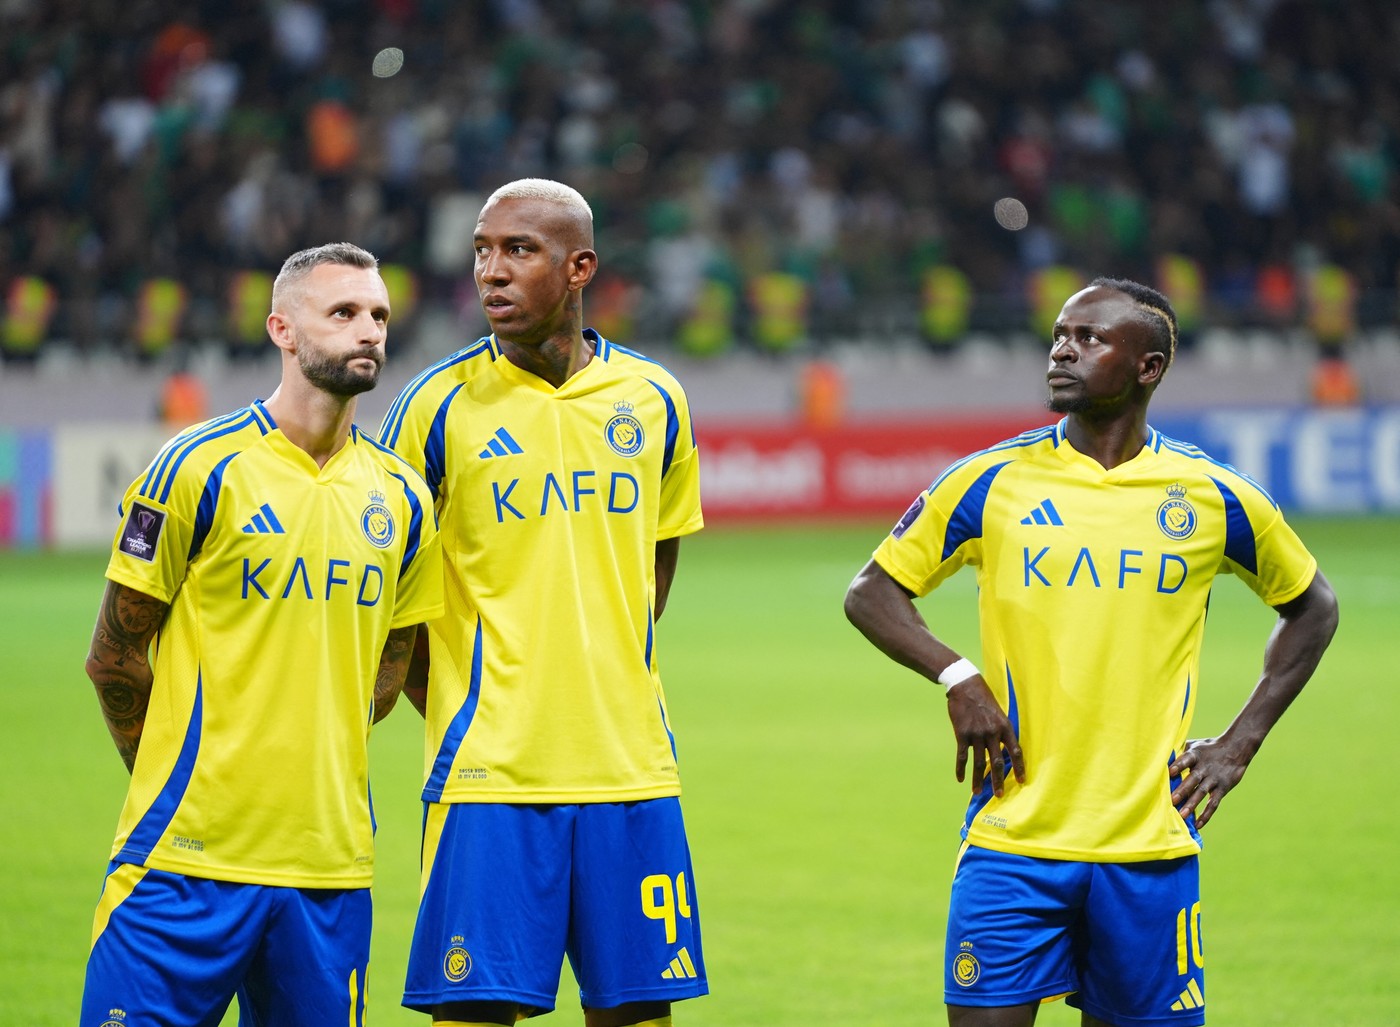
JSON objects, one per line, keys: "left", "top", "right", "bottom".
{"left": 87, "top": 584, "right": 165, "bottom": 772}
{"left": 91, "top": 626, "right": 150, "bottom": 669}
{"left": 109, "top": 586, "right": 165, "bottom": 637}
{"left": 373, "top": 626, "right": 419, "bottom": 722}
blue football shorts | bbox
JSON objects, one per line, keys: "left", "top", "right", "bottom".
{"left": 945, "top": 844, "right": 1205, "bottom": 1026}
{"left": 81, "top": 862, "right": 371, "bottom": 1027}
{"left": 403, "top": 798, "right": 708, "bottom": 1014}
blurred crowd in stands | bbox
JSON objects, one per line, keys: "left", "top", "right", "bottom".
{"left": 1, "top": 0, "right": 1397, "bottom": 376}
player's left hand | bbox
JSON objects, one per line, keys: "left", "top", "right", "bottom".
{"left": 1169, "top": 736, "right": 1253, "bottom": 829}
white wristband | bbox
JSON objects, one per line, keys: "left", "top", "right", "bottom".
{"left": 937, "top": 657, "right": 979, "bottom": 691}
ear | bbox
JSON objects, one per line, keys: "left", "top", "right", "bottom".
{"left": 567, "top": 248, "right": 599, "bottom": 292}
{"left": 1138, "top": 349, "right": 1167, "bottom": 387}
{"left": 265, "top": 311, "right": 296, "bottom": 355}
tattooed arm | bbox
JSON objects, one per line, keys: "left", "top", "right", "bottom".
{"left": 400, "top": 626, "right": 430, "bottom": 719}
{"left": 372, "top": 624, "right": 422, "bottom": 724}
{"left": 85, "top": 581, "right": 168, "bottom": 773}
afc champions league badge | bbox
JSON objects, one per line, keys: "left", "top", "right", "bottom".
{"left": 604, "top": 399, "right": 645, "bottom": 458}
{"left": 360, "top": 489, "right": 395, "bottom": 549}
{"left": 443, "top": 937, "right": 472, "bottom": 983}
{"left": 1157, "top": 482, "right": 1197, "bottom": 540}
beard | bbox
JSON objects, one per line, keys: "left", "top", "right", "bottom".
{"left": 1046, "top": 392, "right": 1094, "bottom": 414}
{"left": 297, "top": 334, "right": 382, "bottom": 397}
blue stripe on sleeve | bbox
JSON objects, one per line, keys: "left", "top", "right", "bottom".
{"left": 140, "top": 409, "right": 249, "bottom": 500}
{"left": 379, "top": 340, "right": 489, "bottom": 448}
{"left": 942, "top": 461, "right": 1010, "bottom": 562}
{"left": 424, "top": 385, "right": 462, "bottom": 500}
{"left": 423, "top": 618, "right": 484, "bottom": 802}
{"left": 188, "top": 453, "right": 236, "bottom": 562}
{"left": 643, "top": 378, "right": 680, "bottom": 476}
{"left": 116, "top": 673, "right": 204, "bottom": 864}
{"left": 388, "top": 469, "right": 426, "bottom": 577}
{"left": 1210, "top": 476, "right": 1258, "bottom": 575}
{"left": 154, "top": 413, "right": 264, "bottom": 505}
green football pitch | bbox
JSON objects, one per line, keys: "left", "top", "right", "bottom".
{"left": 2, "top": 517, "right": 1396, "bottom": 1025}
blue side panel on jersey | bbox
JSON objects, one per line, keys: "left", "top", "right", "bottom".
{"left": 116, "top": 674, "right": 204, "bottom": 864}
{"left": 959, "top": 661, "right": 1022, "bottom": 842}
{"left": 379, "top": 339, "right": 490, "bottom": 448}
{"left": 423, "top": 385, "right": 462, "bottom": 502}
{"left": 643, "top": 378, "right": 680, "bottom": 476}
{"left": 189, "top": 453, "right": 236, "bottom": 562}
{"left": 423, "top": 618, "right": 484, "bottom": 802}
{"left": 388, "top": 469, "right": 426, "bottom": 577}
{"left": 1167, "top": 675, "right": 1203, "bottom": 848}
{"left": 942, "top": 461, "right": 1010, "bottom": 562}
{"left": 1209, "top": 477, "right": 1257, "bottom": 575}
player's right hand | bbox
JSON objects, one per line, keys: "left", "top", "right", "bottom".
{"left": 946, "top": 679, "right": 1025, "bottom": 798}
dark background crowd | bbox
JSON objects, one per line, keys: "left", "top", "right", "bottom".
{"left": 2, "top": 0, "right": 1398, "bottom": 361}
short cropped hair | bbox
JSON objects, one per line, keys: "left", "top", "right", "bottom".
{"left": 1088, "top": 276, "right": 1179, "bottom": 370}
{"left": 485, "top": 178, "right": 593, "bottom": 223}
{"left": 271, "top": 242, "right": 378, "bottom": 311}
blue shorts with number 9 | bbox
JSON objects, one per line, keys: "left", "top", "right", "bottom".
{"left": 946, "top": 844, "right": 1205, "bottom": 1026}
{"left": 403, "top": 798, "right": 707, "bottom": 1014}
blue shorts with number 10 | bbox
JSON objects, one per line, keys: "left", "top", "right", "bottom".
{"left": 404, "top": 797, "right": 708, "bottom": 1015}
{"left": 946, "top": 845, "right": 1205, "bottom": 1026}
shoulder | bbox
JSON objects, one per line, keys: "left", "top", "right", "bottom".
{"left": 352, "top": 427, "right": 434, "bottom": 498}
{"left": 134, "top": 403, "right": 273, "bottom": 506}
{"left": 927, "top": 422, "right": 1059, "bottom": 496}
{"left": 380, "top": 337, "right": 497, "bottom": 443}
{"left": 1151, "top": 429, "right": 1280, "bottom": 511}
{"left": 593, "top": 331, "right": 690, "bottom": 400}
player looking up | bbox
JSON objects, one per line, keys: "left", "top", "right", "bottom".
{"left": 844, "top": 278, "right": 1338, "bottom": 1027}
{"left": 81, "top": 242, "right": 444, "bottom": 1024}
{"left": 379, "top": 178, "right": 707, "bottom": 1027}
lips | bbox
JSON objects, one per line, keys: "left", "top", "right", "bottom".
{"left": 1047, "top": 371, "right": 1078, "bottom": 385}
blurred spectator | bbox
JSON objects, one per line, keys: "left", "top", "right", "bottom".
{"left": 0, "top": 0, "right": 1396, "bottom": 362}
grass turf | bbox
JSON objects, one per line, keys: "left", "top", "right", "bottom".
{"left": 1, "top": 516, "right": 1395, "bottom": 1024}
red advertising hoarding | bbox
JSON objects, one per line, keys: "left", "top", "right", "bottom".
{"left": 695, "top": 413, "right": 1048, "bottom": 521}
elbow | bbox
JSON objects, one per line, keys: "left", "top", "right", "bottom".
{"left": 844, "top": 579, "right": 872, "bottom": 632}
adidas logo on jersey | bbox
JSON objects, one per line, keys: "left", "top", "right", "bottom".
{"left": 241, "top": 502, "right": 285, "bottom": 534}
{"left": 1020, "top": 499, "right": 1064, "bottom": 526}
{"left": 478, "top": 427, "right": 524, "bottom": 459}
{"left": 1170, "top": 977, "right": 1205, "bottom": 1011}
{"left": 660, "top": 946, "right": 700, "bottom": 980}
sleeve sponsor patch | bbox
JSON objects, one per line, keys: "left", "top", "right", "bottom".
{"left": 118, "top": 502, "right": 166, "bottom": 562}
{"left": 891, "top": 493, "right": 926, "bottom": 539}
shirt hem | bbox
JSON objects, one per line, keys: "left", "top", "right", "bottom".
{"left": 424, "top": 784, "right": 683, "bottom": 805}
{"left": 963, "top": 834, "right": 1202, "bottom": 863}
{"left": 114, "top": 852, "right": 375, "bottom": 890}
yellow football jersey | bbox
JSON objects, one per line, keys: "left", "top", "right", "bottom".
{"left": 875, "top": 420, "right": 1316, "bottom": 862}
{"left": 379, "top": 331, "right": 704, "bottom": 803}
{"left": 104, "top": 401, "right": 443, "bottom": 887}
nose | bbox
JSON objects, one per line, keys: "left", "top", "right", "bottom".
{"left": 358, "top": 311, "right": 386, "bottom": 342}
{"left": 1050, "top": 336, "right": 1075, "bottom": 362}
{"left": 477, "top": 249, "right": 507, "bottom": 284}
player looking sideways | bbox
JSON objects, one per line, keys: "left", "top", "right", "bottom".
{"left": 81, "top": 242, "right": 444, "bottom": 1025}
{"left": 379, "top": 178, "right": 707, "bottom": 1027}
{"left": 844, "top": 277, "right": 1338, "bottom": 1026}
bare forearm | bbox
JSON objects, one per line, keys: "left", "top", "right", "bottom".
{"left": 1221, "top": 572, "right": 1339, "bottom": 756}
{"left": 844, "top": 560, "right": 960, "bottom": 682}
{"left": 372, "top": 625, "right": 421, "bottom": 723}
